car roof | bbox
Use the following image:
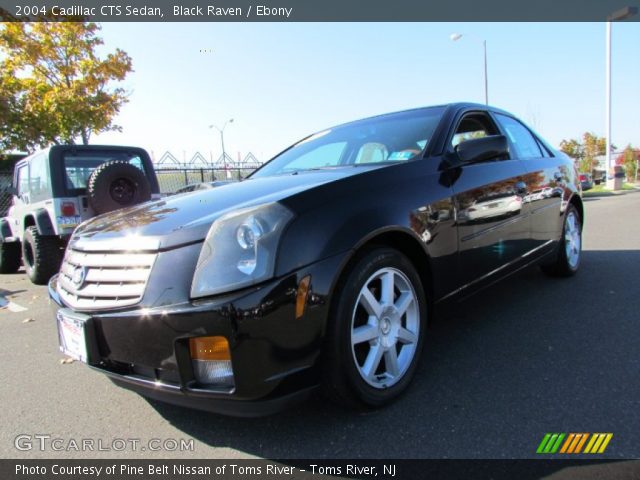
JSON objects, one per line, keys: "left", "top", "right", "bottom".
{"left": 14, "top": 147, "right": 51, "bottom": 168}
{"left": 326, "top": 102, "right": 514, "bottom": 131}
{"left": 14, "top": 144, "right": 149, "bottom": 168}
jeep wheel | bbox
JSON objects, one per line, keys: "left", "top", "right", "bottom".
{"left": 22, "top": 226, "right": 62, "bottom": 285}
{"left": 87, "top": 160, "right": 152, "bottom": 215}
{"left": 0, "top": 240, "right": 21, "bottom": 274}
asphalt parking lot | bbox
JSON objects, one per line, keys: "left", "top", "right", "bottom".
{"left": 1, "top": 191, "right": 639, "bottom": 460}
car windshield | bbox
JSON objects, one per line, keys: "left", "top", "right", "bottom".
{"left": 251, "top": 107, "right": 445, "bottom": 178}
{"left": 62, "top": 151, "right": 145, "bottom": 190}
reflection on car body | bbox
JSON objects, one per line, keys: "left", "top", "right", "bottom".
{"left": 173, "top": 180, "right": 235, "bottom": 195}
{"left": 460, "top": 193, "right": 522, "bottom": 222}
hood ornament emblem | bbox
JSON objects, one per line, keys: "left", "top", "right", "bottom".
{"left": 72, "top": 266, "right": 87, "bottom": 289}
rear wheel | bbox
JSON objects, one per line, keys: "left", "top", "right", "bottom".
{"left": 0, "top": 240, "right": 21, "bottom": 274}
{"left": 540, "top": 204, "right": 582, "bottom": 277}
{"left": 22, "top": 226, "right": 62, "bottom": 285}
{"left": 322, "top": 248, "right": 427, "bottom": 409}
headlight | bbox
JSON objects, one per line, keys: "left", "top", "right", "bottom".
{"left": 190, "top": 203, "right": 294, "bottom": 298}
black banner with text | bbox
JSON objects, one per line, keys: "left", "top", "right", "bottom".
{"left": 0, "top": 0, "right": 639, "bottom": 22}
{"left": 2, "top": 459, "right": 640, "bottom": 480}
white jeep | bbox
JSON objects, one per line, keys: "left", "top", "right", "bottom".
{"left": 0, "top": 145, "right": 160, "bottom": 284}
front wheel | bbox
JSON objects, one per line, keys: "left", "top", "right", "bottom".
{"left": 540, "top": 204, "right": 582, "bottom": 277}
{"left": 322, "top": 248, "right": 427, "bottom": 409}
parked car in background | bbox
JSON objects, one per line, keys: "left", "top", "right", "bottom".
{"left": 50, "top": 103, "right": 583, "bottom": 415}
{"left": 579, "top": 173, "right": 593, "bottom": 191}
{"left": 0, "top": 145, "right": 160, "bottom": 284}
{"left": 592, "top": 169, "right": 606, "bottom": 185}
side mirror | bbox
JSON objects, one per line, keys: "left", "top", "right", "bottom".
{"left": 456, "top": 135, "right": 509, "bottom": 165}
{"left": 442, "top": 135, "right": 509, "bottom": 170}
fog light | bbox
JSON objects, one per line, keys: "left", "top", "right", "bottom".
{"left": 189, "top": 336, "right": 234, "bottom": 388}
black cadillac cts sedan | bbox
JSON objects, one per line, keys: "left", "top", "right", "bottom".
{"left": 50, "top": 103, "right": 583, "bottom": 416}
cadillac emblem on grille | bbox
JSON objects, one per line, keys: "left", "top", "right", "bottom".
{"left": 71, "top": 266, "right": 87, "bottom": 288}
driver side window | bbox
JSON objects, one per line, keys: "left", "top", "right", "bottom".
{"left": 451, "top": 113, "right": 499, "bottom": 148}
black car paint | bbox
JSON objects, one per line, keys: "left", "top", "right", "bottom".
{"left": 72, "top": 166, "right": 383, "bottom": 250}
{"left": 50, "top": 103, "right": 582, "bottom": 415}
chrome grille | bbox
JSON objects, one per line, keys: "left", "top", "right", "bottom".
{"left": 57, "top": 248, "right": 157, "bottom": 311}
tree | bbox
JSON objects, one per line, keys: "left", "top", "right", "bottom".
{"left": 581, "top": 132, "right": 607, "bottom": 174}
{"left": 559, "top": 138, "right": 583, "bottom": 162}
{"left": 559, "top": 133, "right": 611, "bottom": 174}
{"left": 615, "top": 145, "right": 638, "bottom": 182}
{"left": 0, "top": 21, "right": 132, "bottom": 152}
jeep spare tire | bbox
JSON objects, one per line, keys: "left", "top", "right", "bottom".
{"left": 87, "top": 160, "right": 151, "bottom": 215}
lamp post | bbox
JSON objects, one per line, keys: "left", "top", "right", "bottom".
{"left": 209, "top": 118, "right": 234, "bottom": 168}
{"left": 450, "top": 33, "right": 489, "bottom": 105}
{"left": 605, "top": 7, "right": 637, "bottom": 190}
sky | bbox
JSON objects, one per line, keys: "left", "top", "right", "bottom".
{"left": 92, "top": 22, "right": 640, "bottom": 163}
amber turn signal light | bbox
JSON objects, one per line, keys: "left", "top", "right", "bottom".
{"left": 189, "top": 336, "right": 231, "bottom": 361}
{"left": 295, "top": 275, "right": 311, "bottom": 320}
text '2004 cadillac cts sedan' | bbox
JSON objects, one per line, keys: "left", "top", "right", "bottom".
{"left": 50, "top": 103, "right": 583, "bottom": 416}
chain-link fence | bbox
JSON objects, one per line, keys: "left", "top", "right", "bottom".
{"left": 1, "top": 171, "right": 13, "bottom": 217}
{"left": 155, "top": 167, "right": 258, "bottom": 194}
{"left": 0, "top": 166, "right": 261, "bottom": 218}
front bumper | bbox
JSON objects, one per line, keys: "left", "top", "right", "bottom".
{"left": 49, "top": 253, "right": 346, "bottom": 416}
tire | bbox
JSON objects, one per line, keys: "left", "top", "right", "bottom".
{"left": 0, "top": 240, "right": 21, "bottom": 274}
{"left": 22, "top": 226, "right": 62, "bottom": 285}
{"left": 540, "top": 204, "right": 582, "bottom": 277}
{"left": 87, "top": 160, "right": 151, "bottom": 215}
{"left": 322, "top": 248, "right": 428, "bottom": 409}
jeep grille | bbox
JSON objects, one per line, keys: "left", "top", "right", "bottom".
{"left": 57, "top": 248, "right": 156, "bottom": 310}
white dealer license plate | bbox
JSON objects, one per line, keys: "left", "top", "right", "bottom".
{"left": 57, "top": 310, "right": 88, "bottom": 363}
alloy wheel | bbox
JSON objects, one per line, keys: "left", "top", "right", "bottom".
{"left": 350, "top": 267, "right": 420, "bottom": 389}
{"left": 564, "top": 211, "right": 581, "bottom": 269}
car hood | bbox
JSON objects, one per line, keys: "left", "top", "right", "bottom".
{"left": 70, "top": 167, "right": 373, "bottom": 251}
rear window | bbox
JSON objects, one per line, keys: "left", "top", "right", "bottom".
{"left": 63, "top": 151, "right": 145, "bottom": 190}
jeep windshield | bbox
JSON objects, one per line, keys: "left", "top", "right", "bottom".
{"left": 250, "top": 106, "right": 445, "bottom": 178}
{"left": 63, "top": 151, "right": 146, "bottom": 190}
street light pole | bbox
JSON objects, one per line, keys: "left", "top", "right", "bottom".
{"left": 219, "top": 129, "right": 227, "bottom": 166}
{"left": 450, "top": 33, "right": 489, "bottom": 105}
{"left": 605, "top": 6, "right": 637, "bottom": 190}
{"left": 483, "top": 39, "right": 488, "bottom": 105}
{"left": 209, "top": 118, "right": 234, "bottom": 168}
{"left": 605, "top": 20, "right": 612, "bottom": 188}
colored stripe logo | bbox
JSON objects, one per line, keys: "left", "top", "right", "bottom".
{"left": 537, "top": 433, "right": 613, "bottom": 454}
